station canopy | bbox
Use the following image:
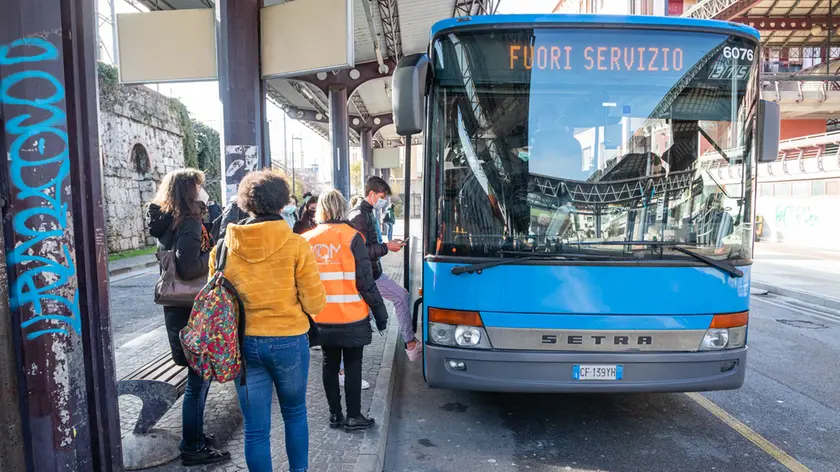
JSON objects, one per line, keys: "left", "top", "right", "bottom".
{"left": 134, "top": 0, "right": 501, "bottom": 146}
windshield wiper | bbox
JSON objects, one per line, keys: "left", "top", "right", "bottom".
{"left": 574, "top": 241, "right": 743, "bottom": 278}
{"left": 450, "top": 250, "right": 612, "bottom": 276}
{"left": 666, "top": 245, "right": 744, "bottom": 278}
{"left": 450, "top": 254, "right": 543, "bottom": 275}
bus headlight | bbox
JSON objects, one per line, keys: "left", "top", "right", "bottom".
{"left": 430, "top": 322, "right": 455, "bottom": 345}
{"left": 429, "top": 322, "right": 491, "bottom": 349}
{"left": 699, "top": 326, "right": 747, "bottom": 350}
{"left": 700, "top": 312, "right": 748, "bottom": 350}
{"left": 455, "top": 326, "right": 482, "bottom": 346}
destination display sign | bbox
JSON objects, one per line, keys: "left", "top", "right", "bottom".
{"left": 449, "top": 29, "right": 760, "bottom": 86}
{"left": 509, "top": 45, "right": 685, "bottom": 72}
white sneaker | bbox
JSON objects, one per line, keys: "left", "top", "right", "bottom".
{"left": 406, "top": 342, "right": 422, "bottom": 362}
{"left": 338, "top": 374, "right": 370, "bottom": 390}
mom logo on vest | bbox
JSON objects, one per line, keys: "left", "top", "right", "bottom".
{"left": 313, "top": 243, "right": 341, "bottom": 262}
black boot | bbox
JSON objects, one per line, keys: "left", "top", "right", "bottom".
{"left": 329, "top": 412, "right": 345, "bottom": 429}
{"left": 344, "top": 414, "right": 375, "bottom": 432}
{"left": 181, "top": 446, "right": 231, "bottom": 466}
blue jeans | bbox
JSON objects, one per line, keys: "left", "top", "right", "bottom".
{"left": 181, "top": 368, "right": 211, "bottom": 452}
{"left": 236, "top": 334, "right": 310, "bottom": 472}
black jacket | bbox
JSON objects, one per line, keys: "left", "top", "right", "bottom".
{"left": 293, "top": 213, "right": 317, "bottom": 235}
{"left": 315, "top": 221, "right": 389, "bottom": 348}
{"left": 147, "top": 203, "right": 211, "bottom": 365}
{"left": 348, "top": 200, "right": 388, "bottom": 280}
{"left": 212, "top": 200, "right": 245, "bottom": 241}
{"left": 147, "top": 204, "right": 210, "bottom": 281}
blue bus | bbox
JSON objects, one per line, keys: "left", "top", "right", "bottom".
{"left": 392, "top": 14, "right": 780, "bottom": 392}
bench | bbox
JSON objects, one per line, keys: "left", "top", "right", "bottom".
{"left": 118, "top": 352, "right": 189, "bottom": 435}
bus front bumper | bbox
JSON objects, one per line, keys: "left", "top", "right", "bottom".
{"left": 424, "top": 345, "right": 747, "bottom": 393}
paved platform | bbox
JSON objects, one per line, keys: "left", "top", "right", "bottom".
{"left": 752, "top": 243, "right": 840, "bottom": 310}
{"left": 115, "top": 251, "right": 406, "bottom": 471}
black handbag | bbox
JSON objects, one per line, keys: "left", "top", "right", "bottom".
{"left": 305, "top": 313, "right": 322, "bottom": 348}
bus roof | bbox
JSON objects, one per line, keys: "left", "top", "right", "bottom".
{"left": 430, "top": 14, "right": 760, "bottom": 41}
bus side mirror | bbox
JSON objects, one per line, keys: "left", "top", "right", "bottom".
{"left": 757, "top": 100, "right": 780, "bottom": 163}
{"left": 393, "top": 53, "right": 431, "bottom": 136}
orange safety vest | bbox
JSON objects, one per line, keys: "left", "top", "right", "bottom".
{"left": 303, "top": 223, "right": 369, "bottom": 325}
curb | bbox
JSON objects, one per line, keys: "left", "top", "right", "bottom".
{"left": 355, "top": 304, "right": 400, "bottom": 472}
{"left": 109, "top": 260, "right": 157, "bottom": 277}
{"left": 355, "top": 236, "right": 415, "bottom": 472}
{"left": 751, "top": 281, "right": 840, "bottom": 311}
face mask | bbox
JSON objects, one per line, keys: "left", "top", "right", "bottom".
{"left": 374, "top": 197, "right": 388, "bottom": 210}
{"left": 198, "top": 188, "right": 210, "bottom": 205}
{"left": 283, "top": 204, "right": 296, "bottom": 214}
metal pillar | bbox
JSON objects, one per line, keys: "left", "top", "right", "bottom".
{"left": 0, "top": 212, "right": 25, "bottom": 472}
{"left": 218, "top": 0, "right": 268, "bottom": 199}
{"left": 329, "top": 86, "right": 350, "bottom": 196}
{"left": 403, "top": 141, "right": 412, "bottom": 289}
{"left": 0, "top": 0, "right": 122, "bottom": 469}
{"left": 595, "top": 209, "right": 602, "bottom": 239}
{"left": 361, "top": 128, "right": 374, "bottom": 187}
{"left": 382, "top": 167, "right": 391, "bottom": 183}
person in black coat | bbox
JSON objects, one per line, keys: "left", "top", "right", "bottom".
{"left": 211, "top": 197, "right": 245, "bottom": 241}
{"left": 308, "top": 189, "right": 388, "bottom": 432}
{"left": 349, "top": 177, "right": 420, "bottom": 361}
{"left": 293, "top": 195, "right": 318, "bottom": 235}
{"left": 147, "top": 169, "right": 229, "bottom": 467}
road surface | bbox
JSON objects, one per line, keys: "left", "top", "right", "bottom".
{"left": 385, "top": 280, "right": 840, "bottom": 471}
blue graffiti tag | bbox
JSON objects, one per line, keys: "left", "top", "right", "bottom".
{"left": 1, "top": 37, "right": 81, "bottom": 340}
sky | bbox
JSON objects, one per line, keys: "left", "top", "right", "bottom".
{"left": 96, "top": 0, "right": 560, "bottom": 179}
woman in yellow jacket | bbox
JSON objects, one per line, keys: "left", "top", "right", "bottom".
{"left": 209, "top": 170, "right": 326, "bottom": 472}
{"left": 304, "top": 189, "right": 389, "bottom": 432}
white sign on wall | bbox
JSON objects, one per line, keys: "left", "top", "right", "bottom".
{"left": 261, "top": 0, "right": 354, "bottom": 78}
{"left": 116, "top": 9, "right": 217, "bottom": 84}
{"left": 373, "top": 147, "right": 400, "bottom": 169}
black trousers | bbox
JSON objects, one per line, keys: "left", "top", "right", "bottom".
{"left": 322, "top": 346, "right": 364, "bottom": 417}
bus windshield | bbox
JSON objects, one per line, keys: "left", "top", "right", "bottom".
{"left": 426, "top": 27, "right": 759, "bottom": 262}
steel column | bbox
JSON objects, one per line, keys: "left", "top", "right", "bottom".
{"left": 218, "top": 0, "right": 268, "bottom": 198}
{"left": 361, "top": 128, "right": 374, "bottom": 187}
{"left": 329, "top": 86, "right": 351, "bottom": 197}
{"left": 402, "top": 141, "right": 412, "bottom": 289}
{"left": 0, "top": 0, "right": 121, "bottom": 469}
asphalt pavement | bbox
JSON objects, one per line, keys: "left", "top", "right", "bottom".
{"left": 108, "top": 268, "right": 165, "bottom": 349}
{"left": 385, "top": 272, "right": 840, "bottom": 471}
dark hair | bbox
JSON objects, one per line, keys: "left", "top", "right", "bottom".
{"left": 305, "top": 195, "right": 318, "bottom": 208}
{"left": 152, "top": 168, "right": 205, "bottom": 228}
{"left": 364, "top": 176, "right": 391, "bottom": 196}
{"left": 237, "top": 170, "right": 291, "bottom": 216}
{"left": 302, "top": 191, "right": 313, "bottom": 199}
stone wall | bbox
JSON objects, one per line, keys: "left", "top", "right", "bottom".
{"left": 99, "top": 73, "right": 185, "bottom": 253}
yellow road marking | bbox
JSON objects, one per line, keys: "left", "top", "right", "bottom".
{"left": 686, "top": 392, "right": 811, "bottom": 472}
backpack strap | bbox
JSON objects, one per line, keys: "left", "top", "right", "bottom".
{"left": 213, "top": 238, "right": 247, "bottom": 385}
{"left": 220, "top": 276, "right": 247, "bottom": 386}
{"left": 214, "top": 238, "right": 228, "bottom": 271}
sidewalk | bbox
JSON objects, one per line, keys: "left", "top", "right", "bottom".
{"left": 109, "top": 252, "right": 157, "bottom": 276}
{"left": 117, "top": 250, "right": 409, "bottom": 472}
{"left": 752, "top": 243, "right": 840, "bottom": 309}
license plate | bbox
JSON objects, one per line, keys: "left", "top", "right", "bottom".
{"left": 573, "top": 364, "right": 623, "bottom": 380}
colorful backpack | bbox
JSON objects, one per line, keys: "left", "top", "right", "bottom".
{"left": 180, "top": 240, "right": 247, "bottom": 385}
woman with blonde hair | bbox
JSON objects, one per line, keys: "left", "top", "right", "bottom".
{"left": 303, "top": 189, "right": 389, "bottom": 432}
{"left": 146, "top": 168, "right": 229, "bottom": 466}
